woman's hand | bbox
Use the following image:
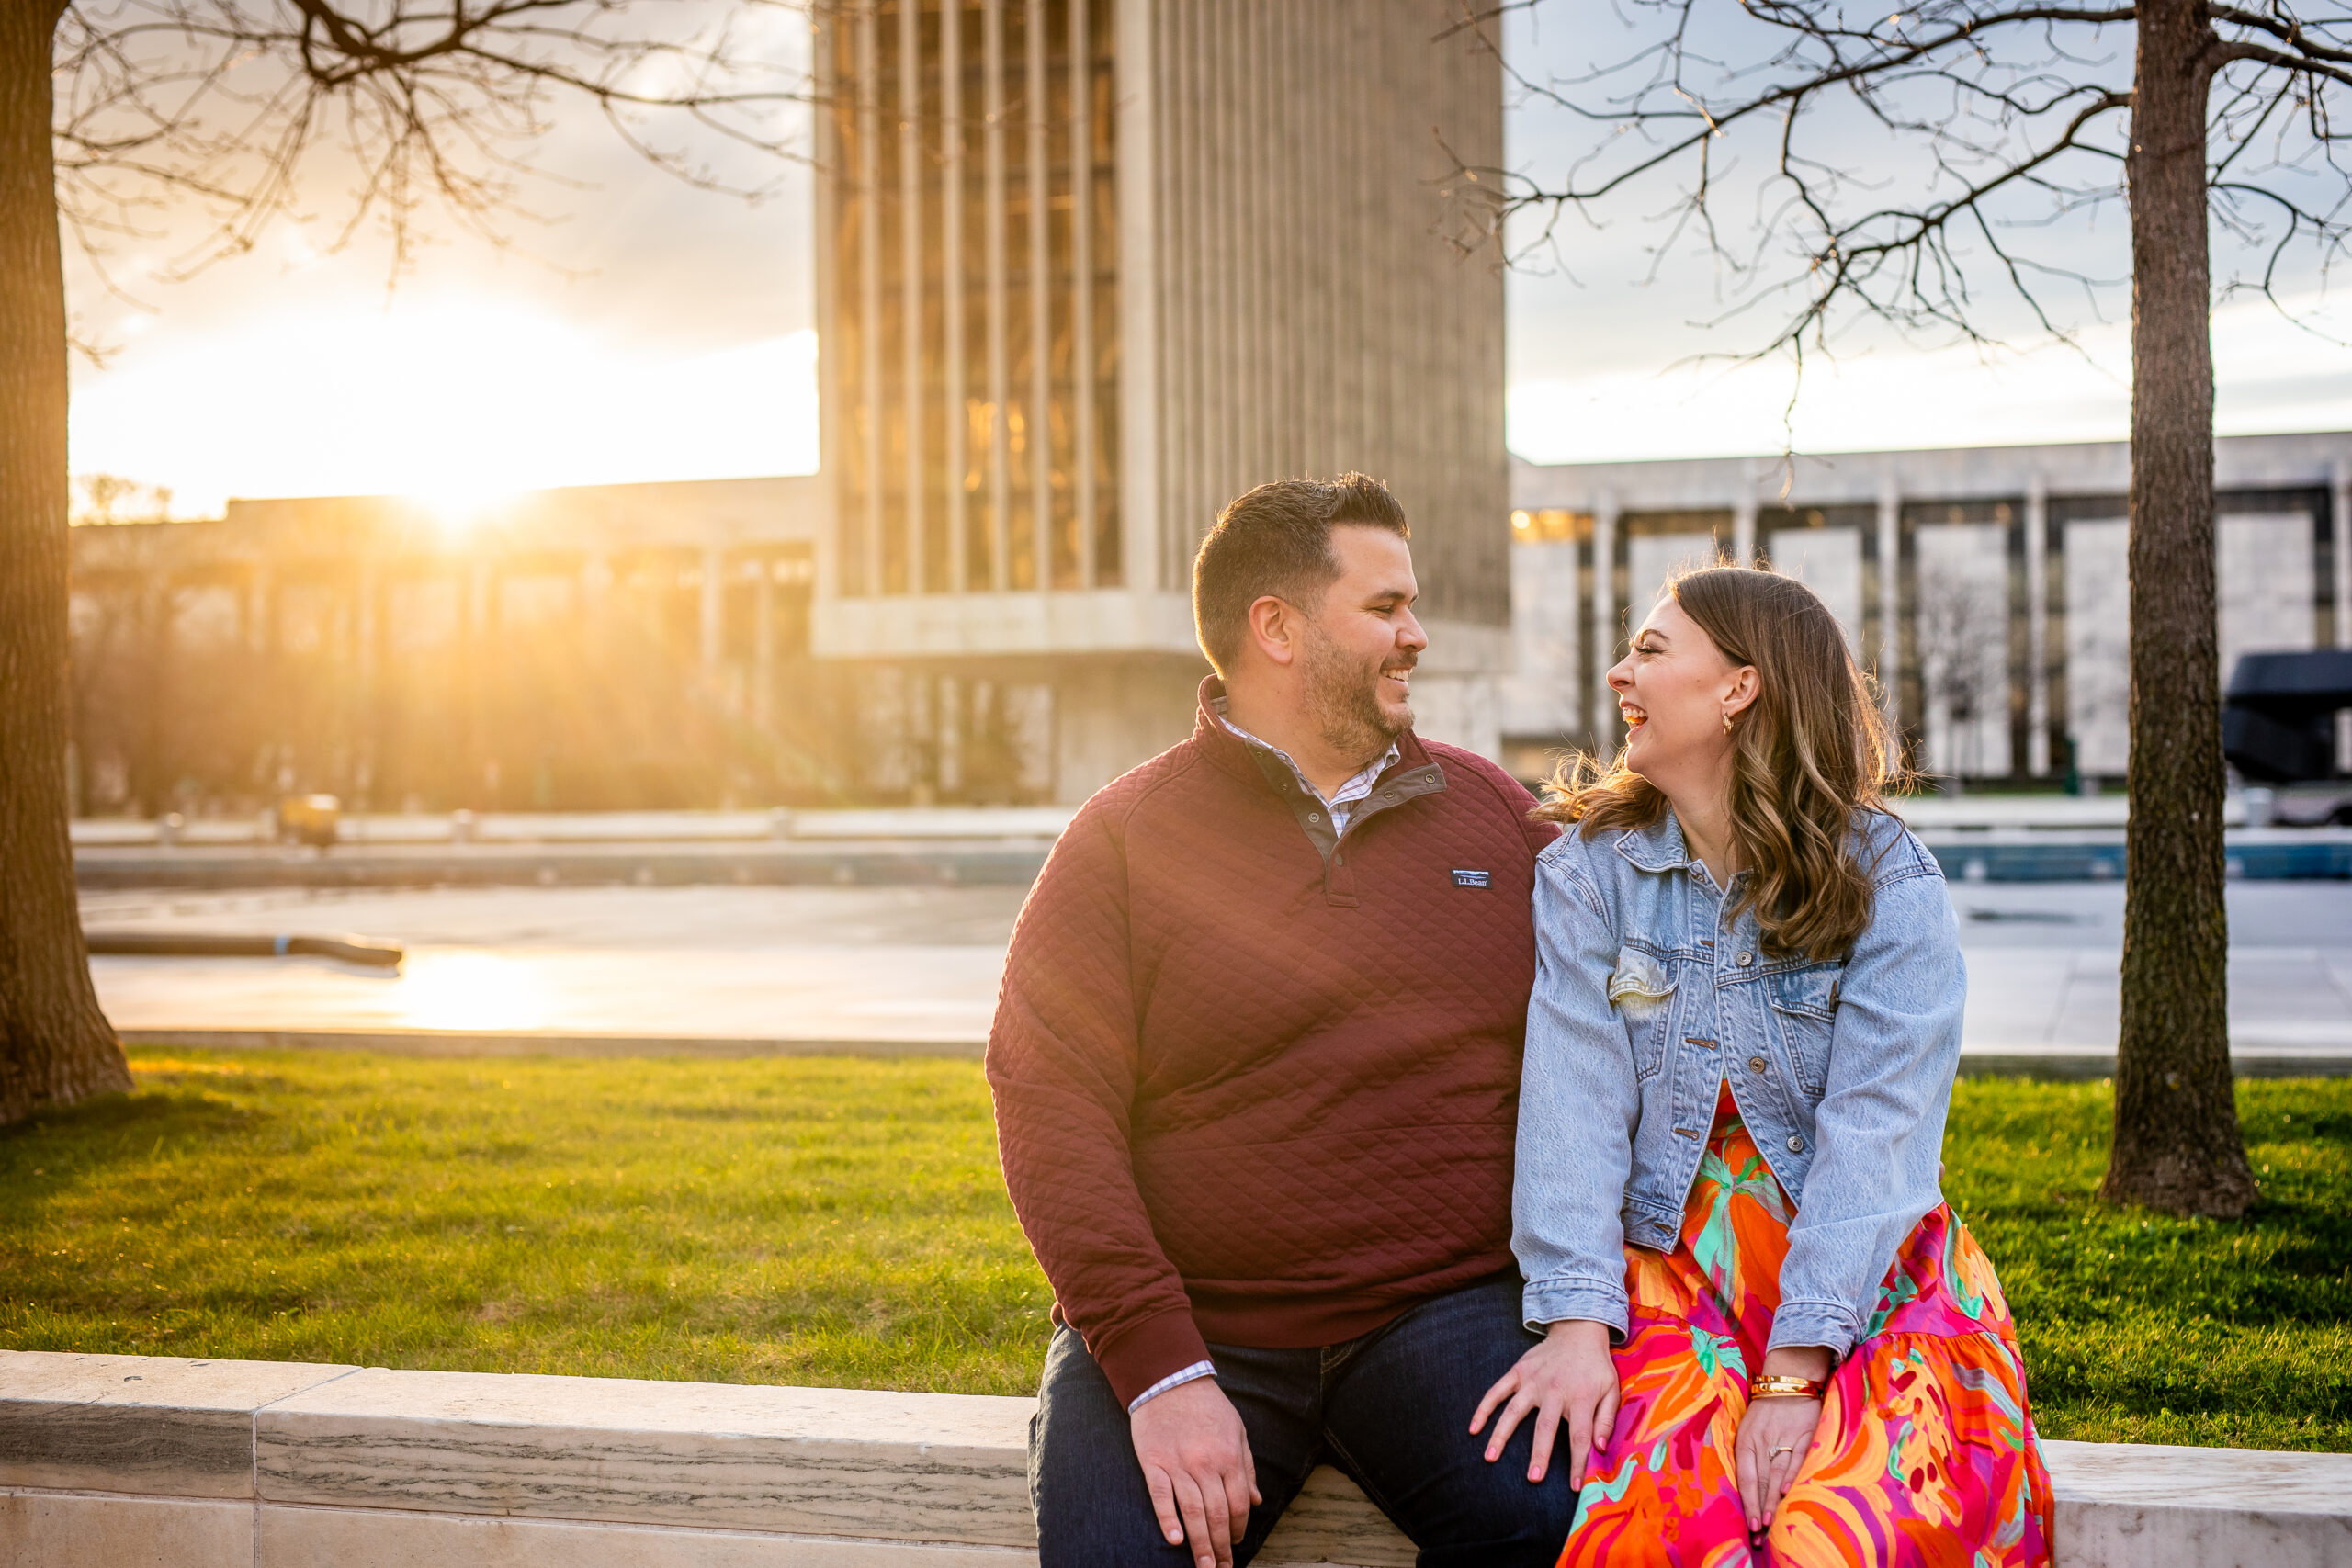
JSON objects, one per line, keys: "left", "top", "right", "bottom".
{"left": 1734, "top": 1348, "right": 1832, "bottom": 1537}
{"left": 1469, "top": 1319, "right": 1620, "bottom": 1486}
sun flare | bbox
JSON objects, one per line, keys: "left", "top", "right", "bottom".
{"left": 412, "top": 483, "right": 522, "bottom": 534}
{"left": 395, "top": 951, "right": 551, "bottom": 1032}
{"left": 67, "top": 294, "right": 820, "bottom": 516}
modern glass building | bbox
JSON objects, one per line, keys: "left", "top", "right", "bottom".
{"left": 812, "top": 0, "right": 1510, "bottom": 803}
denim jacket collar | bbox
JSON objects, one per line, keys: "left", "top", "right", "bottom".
{"left": 1612, "top": 812, "right": 1692, "bottom": 874}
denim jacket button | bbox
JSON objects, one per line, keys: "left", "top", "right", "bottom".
{"left": 1786, "top": 1134, "right": 1805, "bottom": 1153}
{"left": 1736, "top": 951, "right": 1754, "bottom": 967}
{"left": 1748, "top": 1055, "right": 1768, "bottom": 1073}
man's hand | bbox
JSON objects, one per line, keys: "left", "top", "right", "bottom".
{"left": 1469, "top": 1318, "right": 1620, "bottom": 1486}
{"left": 1130, "top": 1376, "right": 1260, "bottom": 1568}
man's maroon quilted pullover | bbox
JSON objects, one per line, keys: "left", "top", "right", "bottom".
{"left": 987, "top": 678, "right": 1558, "bottom": 1407}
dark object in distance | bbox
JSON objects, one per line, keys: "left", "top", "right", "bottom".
{"left": 1963, "top": 908, "right": 2092, "bottom": 925}
{"left": 274, "top": 794, "right": 341, "bottom": 848}
{"left": 84, "top": 931, "right": 402, "bottom": 969}
{"left": 2222, "top": 650, "right": 2352, "bottom": 790}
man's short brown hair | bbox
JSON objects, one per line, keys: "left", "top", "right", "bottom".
{"left": 1191, "top": 474, "right": 1410, "bottom": 676}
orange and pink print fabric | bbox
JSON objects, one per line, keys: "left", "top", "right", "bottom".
{"left": 1557, "top": 1086, "right": 2055, "bottom": 1568}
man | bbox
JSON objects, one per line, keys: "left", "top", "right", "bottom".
{"left": 989, "top": 475, "right": 1573, "bottom": 1568}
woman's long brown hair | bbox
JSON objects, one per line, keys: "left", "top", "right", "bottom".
{"left": 1532, "top": 564, "right": 1904, "bottom": 961}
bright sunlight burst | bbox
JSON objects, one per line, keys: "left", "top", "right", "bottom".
{"left": 68, "top": 298, "right": 820, "bottom": 516}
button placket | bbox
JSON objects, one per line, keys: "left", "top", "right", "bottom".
{"left": 1689, "top": 920, "right": 1726, "bottom": 1138}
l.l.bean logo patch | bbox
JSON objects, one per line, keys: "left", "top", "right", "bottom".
{"left": 1452, "top": 869, "right": 1491, "bottom": 888}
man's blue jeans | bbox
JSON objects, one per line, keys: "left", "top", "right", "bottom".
{"left": 1029, "top": 1275, "right": 1578, "bottom": 1567}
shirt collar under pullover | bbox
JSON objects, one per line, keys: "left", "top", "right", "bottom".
{"left": 1212, "top": 699, "right": 1401, "bottom": 839}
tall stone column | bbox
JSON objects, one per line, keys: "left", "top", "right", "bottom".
{"left": 141, "top": 575, "right": 173, "bottom": 816}
{"left": 579, "top": 553, "right": 610, "bottom": 660}
{"left": 246, "top": 567, "right": 275, "bottom": 655}
{"left": 752, "top": 562, "right": 776, "bottom": 729}
{"left": 700, "top": 545, "right": 725, "bottom": 676}
{"left": 1876, "top": 478, "right": 1902, "bottom": 727}
{"left": 899, "top": 0, "right": 925, "bottom": 593}
{"left": 354, "top": 567, "right": 377, "bottom": 690}
{"left": 983, "top": 0, "right": 1013, "bottom": 594}
{"left": 2334, "top": 460, "right": 2351, "bottom": 770}
{"left": 465, "top": 561, "right": 493, "bottom": 803}
{"left": 354, "top": 565, "right": 379, "bottom": 808}
{"left": 2026, "top": 474, "right": 2050, "bottom": 776}
{"left": 246, "top": 566, "right": 276, "bottom": 800}
{"left": 1024, "top": 0, "right": 1052, "bottom": 595}
{"left": 1589, "top": 491, "right": 1619, "bottom": 749}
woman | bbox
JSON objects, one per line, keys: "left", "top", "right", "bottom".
{"left": 1472, "top": 566, "right": 2052, "bottom": 1567}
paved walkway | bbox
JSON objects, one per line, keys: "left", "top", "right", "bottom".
{"left": 72, "top": 807, "right": 1077, "bottom": 847}
{"left": 54, "top": 790, "right": 2318, "bottom": 844}
{"left": 85, "top": 882, "right": 2352, "bottom": 1069}
{"left": 1946, "top": 882, "right": 2352, "bottom": 1055}
{"left": 86, "top": 886, "right": 1020, "bottom": 1047}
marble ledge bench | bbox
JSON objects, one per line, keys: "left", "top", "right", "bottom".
{"left": 4, "top": 1349, "right": 2347, "bottom": 1568}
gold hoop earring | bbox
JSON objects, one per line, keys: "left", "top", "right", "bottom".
{"left": 1722, "top": 710, "right": 1735, "bottom": 736}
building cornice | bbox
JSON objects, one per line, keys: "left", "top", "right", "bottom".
{"left": 1510, "top": 430, "right": 2352, "bottom": 511}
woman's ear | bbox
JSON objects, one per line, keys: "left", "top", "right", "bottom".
{"left": 1724, "top": 665, "right": 1761, "bottom": 718}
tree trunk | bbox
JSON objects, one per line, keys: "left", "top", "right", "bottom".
{"left": 2106, "top": 0, "right": 2254, "bottom": 1217}
{"left": 0, "top": 0, "right": 129, "bottom": 1124}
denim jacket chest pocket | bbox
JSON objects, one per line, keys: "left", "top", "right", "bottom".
{"left": 1766, "top": 961, "right": 1844, "bottom": 1097}
{"left": 1607, "top": 945, "right": 1679, "bottom": 1083}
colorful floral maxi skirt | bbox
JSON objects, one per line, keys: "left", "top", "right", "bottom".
{"left": 1557, "top": 1087, "right": 2053, "bottom": 1568}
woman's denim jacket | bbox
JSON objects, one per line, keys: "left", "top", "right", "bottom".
{"left": 1513, "top": 807, "right": 1963, "bottom": 1358}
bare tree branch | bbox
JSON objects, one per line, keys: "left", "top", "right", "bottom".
{"left": 1461, "top": 0, "right": 2350, "bottom": 383}
{"left": 2205, "top": 3, "right": 2352, "bottom": 68}
{"left": 2217, "top": 37, "right": 2352, "bottom": 89}
{"left": 55, "top": 0, "right": 816, "bottom": 303}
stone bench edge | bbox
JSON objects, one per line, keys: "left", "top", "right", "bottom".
{"left": 6, "top": 1350, "right": 2350, "bottom": 1568}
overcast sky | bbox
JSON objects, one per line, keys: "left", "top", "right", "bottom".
{"left": 63, "top": 4, "right": 2352, "bottom": 518}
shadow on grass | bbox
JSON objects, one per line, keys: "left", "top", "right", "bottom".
{"left": 1950, "top": 1082, "right": 2352, "bottom": 1442}
{"left": 0, "top": 1086, "right": 261, "bottom": 1163}
{"left": 2221, "top": 1090, "right": 2352, "bottom": 1326}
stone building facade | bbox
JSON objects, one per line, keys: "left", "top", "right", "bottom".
{"left": 66, "top": 479, "right": 827, "bottom": 818}
{"left": 1504, "top": 431, "right": 2352, "bottom": 784}
{"left": 810, "top": 0, "right": 1510, "bottom": 802}
{"left": 65, "top": 433, "right": 2352, "bottom": 816}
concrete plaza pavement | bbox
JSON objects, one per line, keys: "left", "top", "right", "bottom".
{"left": 82, "top": 879, "right": 2352, "bottom": 1072}
{"left": 1942, "top": 880, "right": 2351, "bottom": 1072}
{"left": 84, "top": 885, "right": 1023, "bottom": 1051}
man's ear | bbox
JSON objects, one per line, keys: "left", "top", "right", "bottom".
{"left": 1245, "top": 594, "right": 1301, "bottom": 669}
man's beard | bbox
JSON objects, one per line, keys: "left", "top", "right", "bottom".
{"left": 1300, "top": 623, "right": 1412, "bottom": 763}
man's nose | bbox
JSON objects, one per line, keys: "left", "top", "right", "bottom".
{"left": 1397, "top": 610, "right": 1428, "bottom": 651}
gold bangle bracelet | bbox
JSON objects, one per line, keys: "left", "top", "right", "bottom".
{"left": 1748, "top": 1373, "right": 1827, "bottom": 1400}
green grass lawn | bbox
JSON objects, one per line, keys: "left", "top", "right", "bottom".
{"left": 2, "top": 1050, "right": 2346, "bottom": 1450}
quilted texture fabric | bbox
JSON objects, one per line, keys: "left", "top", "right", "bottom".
{"left": 988, "top": 677, "right": 1559, "bottom": 1407}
